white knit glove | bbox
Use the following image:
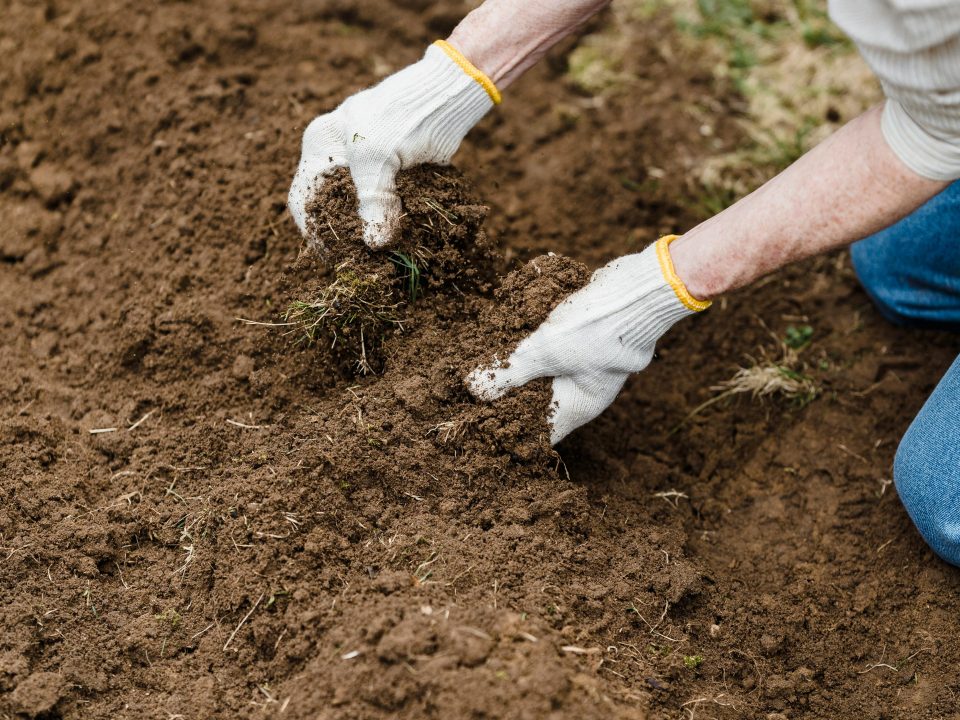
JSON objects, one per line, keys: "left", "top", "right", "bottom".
{"left": 467, "top": 236, "right": 711, "bottom": 445}
{"left": 288, "top": 41, "right": 500, "bottom": 249}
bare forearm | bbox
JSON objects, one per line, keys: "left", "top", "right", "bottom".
{"left": 671, "top": 105, "right": 948, "bottom": 299}
{"left": 448, "top": 0, "right": 610, "bottom": 89}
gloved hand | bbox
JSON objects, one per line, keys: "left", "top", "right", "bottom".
{"left": 288, "top": 41, "right": 501, "bottom": 249}
{"left": 467, "top": 236, "right": 711, "bottom": 444}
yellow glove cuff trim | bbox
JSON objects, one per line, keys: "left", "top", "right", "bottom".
{"left": 433, "top": 40, "right": 502, "bottom": 105}
{"left": 656, "top": 235, "right": 712, "bottom": 312}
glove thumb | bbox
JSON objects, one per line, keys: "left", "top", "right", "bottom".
{"left": 289, "top": 113, "right": 347, "bottom": 237}
{"left": 466, "top": 337, "right": 556, "bottom": 401}
{"left": 549, "top": 372, "right": 628, "bottom": 445}
{"left": 352, "top": 158, "right": 401, "bottom": 250}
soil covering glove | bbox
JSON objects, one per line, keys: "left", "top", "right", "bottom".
{"left": 467, "top": 236, "right": 711, "bottom": 445}
{"left": 289, "top": 41, "right": 501, "bottom": 249}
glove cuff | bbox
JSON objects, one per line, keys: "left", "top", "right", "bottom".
{"left": 432, "top": 40, "right": 502, "bottom": 105}
{"left": 655, "top": 235, "right": 712, "bottom": 312}
{"left": 612, "top": 238, "right": 710, "bottom": 350}
{"left": 401, "top": 43, "right": 499, "bottom": 162}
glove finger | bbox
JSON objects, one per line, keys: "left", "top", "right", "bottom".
{"left": 352, "top": 160, "right": 402, "bottom": 250}
{"left": 548, "top": 373, "right": 628, "bottom": 445}
{"left": 466, "top": 337, "right": 556, "bottom": 402}
{"left": 288, "top": 113, "right": 347, "bottom": 236}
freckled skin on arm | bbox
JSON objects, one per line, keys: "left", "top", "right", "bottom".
{"left": 669, "top": 105, "right": 948, "bottom": 299}
{"left": 447, "top": 0, "right": 611, "bottom": 88}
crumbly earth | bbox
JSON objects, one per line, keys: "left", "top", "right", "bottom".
{"left": 2, "top": 1, "right": 960, "bottom": 719}
{"left": 294, "top": 164, "right": 505, "bottom": 374}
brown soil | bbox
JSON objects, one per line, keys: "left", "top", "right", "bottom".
{"left": 2, "top": 2, "right": 959, "bottom": 720}
{"left": 293, "top": 164, "right": 507, "bottom": 375}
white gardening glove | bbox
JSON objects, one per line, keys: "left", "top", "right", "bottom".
{"left": 467, "top": 236, "right": 711, "bottom": 445}
{"left": 288, "top": 41, "right": 501, "bottom": 249}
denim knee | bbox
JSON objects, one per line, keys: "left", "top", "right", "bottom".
{"left": 850, "top": 241, "right": 913, "bottom": 327}
{"left": 850, "top": 181, "right": 960, "bottom": 330}
{"left": 894, "top": 419, "right": 960, "bottom": 567}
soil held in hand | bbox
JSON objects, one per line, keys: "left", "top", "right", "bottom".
{"left": 295, "top": 162, "right": 588, "bottom": 465}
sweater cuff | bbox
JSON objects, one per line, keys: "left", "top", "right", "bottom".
{"left": 882, "top": 99, "right": 960, "bottom": 182}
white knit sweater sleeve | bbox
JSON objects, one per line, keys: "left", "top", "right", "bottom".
{"left": 829, "top": 0, "right": 960, "bottom": 181}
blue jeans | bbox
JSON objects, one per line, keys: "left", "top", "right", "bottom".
{"left": 851, "top": 180, "right": 960, "bottom": 566}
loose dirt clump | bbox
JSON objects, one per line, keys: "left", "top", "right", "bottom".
{"left": 292, "top": 164, "right": 587, "bottom": 461}
{"left": 291, "top": 165, "right": 503, "bottom": 374}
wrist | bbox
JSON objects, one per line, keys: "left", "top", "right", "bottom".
{"left": 665, "top": 232, "right": 723, "bottom": 301}
{"left": 655, "top": 235, "right": 713, "bottom": 310}
{"left": 446, "top": 0, "right": 611, "bottom": 89}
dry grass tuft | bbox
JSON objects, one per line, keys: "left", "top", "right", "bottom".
{"left": 712, "top": 347, "right": 818, "bottom": 402}
{"left": 675, "top": 342, "right": 819, "bottom": 431}
{"left": 427, "top": 418, "right": 474, "bottom": 444}
{"left": 285, "top": 261, "right": 402, "bottom": 373}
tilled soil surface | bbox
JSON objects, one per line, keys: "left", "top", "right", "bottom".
{"left": 2, "top": 1, "right": 960, "bottom": 719}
